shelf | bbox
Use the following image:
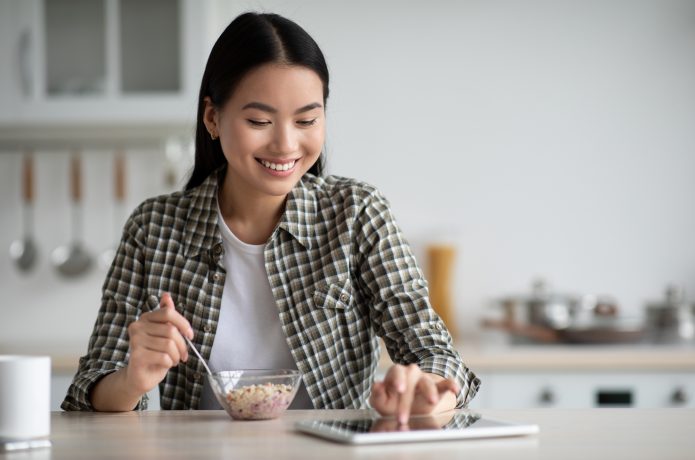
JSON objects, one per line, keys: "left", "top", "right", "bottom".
{"left": 0, "top": 121, "right": 194, "bottom": 151}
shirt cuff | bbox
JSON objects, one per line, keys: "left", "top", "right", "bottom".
{"left": 60, "top": 361, "right": 149, "bottom": 411}
{"left": 417, "top": 355, "right": 481, "bottom": 409}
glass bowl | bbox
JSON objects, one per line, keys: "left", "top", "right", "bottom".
{"left": 208, "top": 369, "right": 302, "bottom": 420}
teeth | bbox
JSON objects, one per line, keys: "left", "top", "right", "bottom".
{"left": 261, "top": 159, "right": 295, "bottom": 171}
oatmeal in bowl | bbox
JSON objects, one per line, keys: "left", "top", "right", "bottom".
{"left": 208, "top": 369, "right": 302, "bottom": 420}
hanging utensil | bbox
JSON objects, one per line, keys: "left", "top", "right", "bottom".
{"left": 99, "top": 151, "right": 127, "bottom": 270}
{"left": 51, "top": 153, "right": 93, "bottom": 277}
{"left": 9, "top": 152, "right": 39, "bottom": 273}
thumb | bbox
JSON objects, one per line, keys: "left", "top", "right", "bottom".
{"left": 370, "top": 381, "right": 388, "bottom": 407}
{"left": 160, "top": 292, "right": 176, "bottom": 309}
{"left": 436, "top": 380, "right": 460, "bottom": 397}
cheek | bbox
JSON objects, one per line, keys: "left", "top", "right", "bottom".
{"left": 305, "top": 127, "right": 325, "bottom": 155}
{"left": 224, "top": 124, "right": 265, "bottom": 155}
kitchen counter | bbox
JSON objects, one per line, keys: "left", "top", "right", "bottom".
{"left": 455, "top": 341, "right": 695, "bottom": 371}
{"left": 4, "top": 409, "right": 693, "bottom": 460}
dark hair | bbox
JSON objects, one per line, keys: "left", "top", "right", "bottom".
{"left": 185, "top": 12, "right": 329, "bottom": 190}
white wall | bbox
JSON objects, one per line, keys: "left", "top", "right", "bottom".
{"left": 214, "top": 0, "right": 695, "bottom": 332}
{"left": 1, "top": 0, "right": 694, "bottom": 350}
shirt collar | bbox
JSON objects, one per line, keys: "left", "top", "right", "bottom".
{"left": 182, "top": 167, "right": 317, "bottom": 257}
{"left": 277, "top": 175, "right": 317, "bottom": 250}
{"left": 182, "top": 167, "right": 224, "bottom": 258}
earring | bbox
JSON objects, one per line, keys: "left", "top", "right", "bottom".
{"left": 210, "top": 131, "right": 217, "bottom": 140}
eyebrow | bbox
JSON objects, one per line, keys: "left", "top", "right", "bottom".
{"left": 241, "top": 101, "right": 323, "bottom": 115}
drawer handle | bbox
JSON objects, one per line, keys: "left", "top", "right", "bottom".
{"left": 596, "top": 390, "right": 632, "bottom": 407}
{"left": 539, "top": 388, "right": 555, "bottom": 405}
{"left": 671, "top": 387, "right": 688, "bottom": 405}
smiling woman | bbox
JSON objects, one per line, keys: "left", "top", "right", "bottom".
{"left": 205, "top": 64, "right": 326, "bottom": 227}
{"left": 61, "top": 12, "right": 480, "bottom": 421}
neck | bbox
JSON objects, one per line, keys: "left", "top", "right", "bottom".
{"left": 217, "top": 172, "right": 287, "bottom": 245}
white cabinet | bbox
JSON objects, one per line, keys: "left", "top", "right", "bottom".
{"left": 470, "top": 371, "right": 695, "bottom": 409}
{"left": 0, "top": 0, "right": 209, "bottom": 127}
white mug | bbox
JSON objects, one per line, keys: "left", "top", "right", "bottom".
{"left": 0, "top": 355, "right": 51, "bottom": 441}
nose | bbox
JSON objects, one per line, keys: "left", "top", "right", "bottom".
{"left": 270, "top": 122, "right": 299, "bottom": 155}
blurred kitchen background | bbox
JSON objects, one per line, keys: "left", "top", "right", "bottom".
{"left": 1, "top": 0, "right": 694, "bottom": 410}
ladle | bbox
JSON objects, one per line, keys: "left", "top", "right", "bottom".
{"left": 9, "top": 153, "right": 38, "bottom": 273}
{"left": 51, "top": 153, "right": 93, "bottom": 277}
{"left": 99, "top": 151, "right": 127, "bottom": 270}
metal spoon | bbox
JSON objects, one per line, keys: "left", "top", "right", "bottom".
{"left": 52, "top": 153, "right": 93, "bottom": 277}
{"left": 9, "top": 152, "right": 38, "bottom": 273}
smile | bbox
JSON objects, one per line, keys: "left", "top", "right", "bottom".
{"left": 256, "top": 158, "right": 297, "bottom": 171}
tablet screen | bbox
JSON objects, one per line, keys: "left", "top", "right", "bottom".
{"left": 295, "top": 412, "right": 539, "bottom": 444}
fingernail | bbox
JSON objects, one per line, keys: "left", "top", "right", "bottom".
{"left": 188, "top": 328, "right": 194, "bottom": 339}
{"left": 398, "top": 414, "right": 407, "bottom": 424}
{"left": 398, "top": 383, "right": 406, "bottom": 393}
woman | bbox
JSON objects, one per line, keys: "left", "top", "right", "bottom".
{"left": 62, "top": 12, "right": 479, "bottom": 423}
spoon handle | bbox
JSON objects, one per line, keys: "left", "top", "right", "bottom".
{"left": 145, "top": 295, "right": 213, "bottom": 377}
{"left": 182, "top": 336, "right": 213, "bottom": 377}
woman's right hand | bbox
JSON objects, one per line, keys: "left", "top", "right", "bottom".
{"left": 125, "top": 292, "right": 194, "bottom": 395}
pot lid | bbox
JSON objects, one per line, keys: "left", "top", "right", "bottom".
{"left": 646, "top": 285, "right": 693, "bottom": 310}
{"left": 502, "top": 278, "right": 580, "bottom": 304}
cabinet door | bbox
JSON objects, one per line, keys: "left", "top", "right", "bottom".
{"left": 478, "top": 371, "right": 695, "bottom": 409}
{"left": 0, "top": 0, "right": 207, "bottom": 126}
{"left": 0, "top": 0, "right": 38, "bottom": 124}
{"left": 481, "top": 372, "right": 594, "bottom": 408}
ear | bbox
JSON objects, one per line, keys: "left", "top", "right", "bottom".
{"left": 203, "top": 97, "right": 220, "bottom": 137}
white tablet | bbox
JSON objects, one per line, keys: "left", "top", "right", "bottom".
{"left": 294, "top": 412, "right": 539, "bottom": 445}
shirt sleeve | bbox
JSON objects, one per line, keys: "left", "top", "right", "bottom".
{"left": 60, "top": 205, "right": 149, "bottom": 411}
{"left": 355, "top": 189, "right": 481, "bottom": 408}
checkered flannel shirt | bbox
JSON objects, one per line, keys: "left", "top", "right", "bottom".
{"left": 61, "top": 167, "right": 480, "bottom": 411}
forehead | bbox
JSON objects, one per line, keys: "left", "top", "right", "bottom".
{"left": 229, "top": 64, "right": 324, "bottom": 108}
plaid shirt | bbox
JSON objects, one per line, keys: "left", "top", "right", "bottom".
{"left": 62, "top": 167, "right": 480, "bottom": 411}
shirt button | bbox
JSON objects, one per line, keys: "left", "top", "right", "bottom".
{"left": 340, "top": 294, "right": 349, "bottom": 302}
{"left": 193, "top": 372, "right": 201, "bottom": 381}
{"left": 436, "top": 323, "right": 444, "bottom": 331}
{"left": 213, "top": 273, "right": 222, "bottom": 282}
{"left": 214, "top": 245, "right": 223, "bottom": 255}
{"left": 203, "top": 324, "right": 212, "bottom": 333}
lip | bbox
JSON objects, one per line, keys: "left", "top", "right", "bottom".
{"left": 255, "top": 157, "right": 300, "bottom": 177}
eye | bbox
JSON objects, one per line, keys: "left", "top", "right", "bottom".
{"left": 297, "top": 118, "right": 318, "bottom": 127}
{"left": 247, "top": 119, "right": 271, "bottom": 127}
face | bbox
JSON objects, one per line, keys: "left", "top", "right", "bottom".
{"left": 204, "top": 64, "right": 325, "bottom": 199}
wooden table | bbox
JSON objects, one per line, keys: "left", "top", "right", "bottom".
{"left": 3, "top": 409, "right": 694, "bottom": 460}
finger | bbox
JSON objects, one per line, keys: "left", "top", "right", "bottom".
{"left": 396, "top": 364, "right": 420, "bottom": 424}
{"left": 130, "top": 347, "right": 174, "bottom": 370}
{"left": 435, "top": 379, "right": 461, "bottom": 397}
{"left": 146, "top": 293, "right": 194, "bottom": 340}
{"left": 370, "top": 381, "right": 387, "bottom": 407}
{"left": 383, "top": 364, "right": 407, "bottom": 396}
{"left": 143, "top": 308, "right": 194, "bottom": 341}
{"left": 144, "top": 323, "right": 188, "bottom": 362}
{"left": 416, "top": 376, "right": 439, "bottom": 406}
{"left": 141, "top": 336, "right": 183, "bottom": 365}
{"left": 160, "top": 292, "right": 175, "bottom": 309}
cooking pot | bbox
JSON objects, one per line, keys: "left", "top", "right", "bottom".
{"left": 491, "top": 279, "right": 644, "bottom": 344}
{"left": 645, "top": 286, "right": 695, "bottom": 344}
{"left": 500, "top": 279, "right": 581, "bottom": 330}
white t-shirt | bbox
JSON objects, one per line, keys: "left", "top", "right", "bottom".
{"left": 198, "top": 206, "right": 313, "bottom": 409}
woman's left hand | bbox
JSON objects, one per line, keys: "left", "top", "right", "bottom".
{"left": 369, "top": 363, "right": 460, "bottom": 424}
